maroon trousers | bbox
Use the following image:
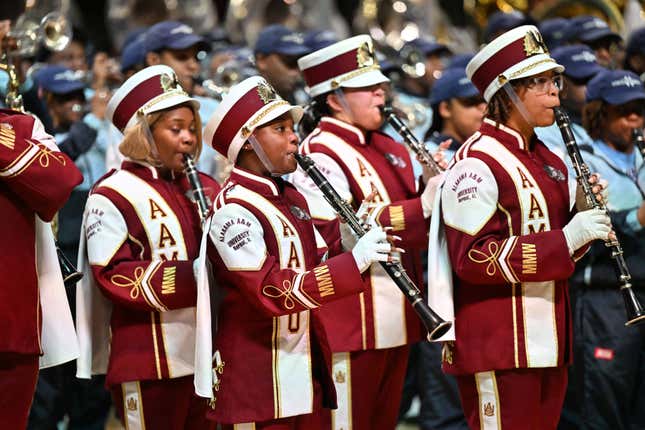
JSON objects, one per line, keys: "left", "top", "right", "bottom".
{"left": 315, "top": 344, "right": 409, "bottom": 430}
{"left": 0, "top": 352, "right": 39, "bottom": 429}
{"left": 111, "top": 375, "right": 215, "bottom": 430}
{"left": 455, "top": 367, "right": 567, "bottom": 430}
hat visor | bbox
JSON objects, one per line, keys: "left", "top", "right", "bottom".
{"left": 48, "top": 82, "right": 86, "bottom": 95}
{"left": 167, "top": 34, "right": 210, "bottom": 52}
{"left": 566, "top": 63, "right": 605, "bottom": 81}
{"left": 273, "top": 45, "right": 312, "bottom": 57}
{"left": 580, "top": 29, "right": 621, "bottom": 43}
{"left": 340, "top": 69, "right": 390, "bottom": 89}
{"left": 604, "top": 90, "right": 645, "bottom": 105}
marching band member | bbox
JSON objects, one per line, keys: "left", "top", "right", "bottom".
{"left": 292, "top": 35, "right": 443, "bottom": 429}
{"left": 0, "top": 8, "right": 83, "bottom": 428}
{"left": 202, "top": 75, "right": 395, "bottom": 428}
{"left": 433, "top": 25, "right": 611, "bottom": 429}
{"left": 76, "top": 65, "right": 220, "bottom": 430}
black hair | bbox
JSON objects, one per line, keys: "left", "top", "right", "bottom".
{"left": 298, "top": 93, "right": 332, "bottom": 138}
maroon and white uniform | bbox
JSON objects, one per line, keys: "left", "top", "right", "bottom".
{"left": 290, "top": 117, "right": 427, "bottom": 429}
{"left": 0, "top": 110, "right": 82, "bottom": 428}
{"left": 206, "top": 167, "right": 367, "bottom": 425}
{"left": 437, "top": 119, "right": 582, "bottom": 428}
{"left": 78, "top": 160, "right": 220, "bottom": 428}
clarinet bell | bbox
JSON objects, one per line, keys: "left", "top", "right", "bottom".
{"left": 623, "top": 286, "right": 645, "bottom": 326}
{"left": 56, "top": 245, "right": 83, "bottom": 288}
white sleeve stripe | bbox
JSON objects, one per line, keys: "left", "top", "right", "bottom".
{"left": 0, "top": 144, "right": 40, "bottom": 177}
{"left": 498, "top": 236, "right": 518, "bottom": 284}
{"left": 141, "top": 261, "right": 168, "bottom": 311}
{"left": 291, "top": 273, "right": 318, "bottom": 309}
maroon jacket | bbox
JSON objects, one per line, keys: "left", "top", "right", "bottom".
{"left": 291, "top": 117, "right": 427, "bottom": 351}
{"left": 0, "top": 110, "right": 82, "bottom": 354}
{"left": 441, "top": 119, "right": 579, "bottom": 375}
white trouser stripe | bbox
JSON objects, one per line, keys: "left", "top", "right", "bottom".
{"left": 122, "top": 381, "right": 145, "bottom": 430}
{"left": 475, "top": 371, "right": 501, "bottom": 430}
{"left": 331, "top": 352, "right": 352, "bottom": 430}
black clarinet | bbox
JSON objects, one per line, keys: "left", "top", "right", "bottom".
{"left": 633, "top": 128, "right": 645, "bottom": 160}
{"left": 381, "top": 106, "right": 444, "bottom": 177}
{"left": 554, "top": 107, "right": 645, "bottom": 326}
{"left": 183, "top": 154, "right": 211, "bottom": 221}
{"left": 294, "top": 153, "right": 452, "bottom": 340}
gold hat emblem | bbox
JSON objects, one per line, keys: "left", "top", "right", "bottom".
{"left": 126, "top": 397, "right": 137, "bottom": 411}
{"left": 483, "top": 402, "right": 495, "bottom": 417}
{"left": 160, "top": 72, "right": 180, "bottom": 93}
{"left": 257, "top": 81, "right": 279, "bottom": 104}
{"left": 334, "top": 370, "right": 346, "bottom": 384}
{"left": 523, "top": 30, "right": 549, "bottom": 57}
{"left": 357, "top": 41, "right": 377, "bottom": 68}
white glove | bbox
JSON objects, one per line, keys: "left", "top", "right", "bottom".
{"left": 421, "top": 173, "right": 444, "bottom": 218}
{"left": 352, "top": 227, "right": 393, "bottom": 273}
{"left": 562, "top": 208, "right": 611, "bottom": 255}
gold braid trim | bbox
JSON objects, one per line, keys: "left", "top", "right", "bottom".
{"left": 330, "top": 64, "right": 381, "bottom": 89}
{"left": 241, "top": 101, "right": 290, "bottom": 137}
{"left": 508, "top": 58, "right": 557, "bottom": 80}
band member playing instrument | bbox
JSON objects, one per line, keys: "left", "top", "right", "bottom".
{"left": 291, "top": 35, "right": 444, "bottom": 430}
{"left": 432, "top": 26, "right": 611, "bottom": 429}
{"left": 572, "top": 69, "right": 645, "bottom": 429}
{"left": 0, "top": 6, "right": 83, "bottom": 428}
{"left": 76, "top": 65, "right": 220, "bottom": 430}
{"left": 202, "top": 76, "right": 396, "bottom": 428}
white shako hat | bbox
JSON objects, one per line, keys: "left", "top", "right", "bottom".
{"left": 297, "top": 34, "right": 389, "bottom": 98}
{"left": 106, "top": 65, "right": 200, "bottom": 132}
{"left": 466, "top": 25, "right": 564, "bottom": 102}
{"left": 203, "top": 76, "right": 303, "bottom": 162}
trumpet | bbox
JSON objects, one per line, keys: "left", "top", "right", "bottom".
{"left": 555, "top": 107, "right": 645, "bottom": 326}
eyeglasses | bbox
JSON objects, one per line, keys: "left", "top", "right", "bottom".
{"left": 524, "top": 74, "right": 564, "bottom": 93}
{"left": 456, "top": 95, "right": 486, "bottom": 107}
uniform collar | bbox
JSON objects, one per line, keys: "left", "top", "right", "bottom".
{"left": 319, "top": 116, "right": 367, "bottom": 146}
{"left": 122, "top": 159, "right": 185, "bottom": 182}
{"left": 228, "top": 166, "right": 281, "bottom": 197}
{"left": 481, "top": 117, "right": 530, "bottom": 151}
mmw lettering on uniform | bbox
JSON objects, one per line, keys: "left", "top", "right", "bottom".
{"left": 161, "top": 266, "right": 176, "bottom": 294}
{"left": 522, "top": 243, "right": 537, "bottom": 274}
{"left": 389, "top": 205, "right": 406, "bottom": 231}
{"left": 149, "top": 198, "right": 167, "bottom": 219}
{"left": 0, "top": 126, "right": 15, "bottom": 150}
{"left": 313, "top": 265, "right": 335, "bottom": 297}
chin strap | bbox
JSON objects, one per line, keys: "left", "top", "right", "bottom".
{"left": 334, "top": 88, "right": 355, "bottom": 123}
{"left": 501, "top": 82, "right": 534, "bottom": 129}
{"left": 138, "top": 113, "right": 163, "bottom": 167}
{"left": 247, "top": 134, "right": 278, "bottom": 176}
